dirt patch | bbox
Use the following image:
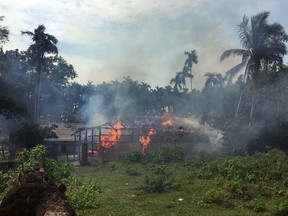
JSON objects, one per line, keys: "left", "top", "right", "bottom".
{"left": 0, "top": 170, "right": 76, "bottom": 216}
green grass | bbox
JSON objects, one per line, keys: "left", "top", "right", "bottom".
{"left": 74, "top": 162, "right": 270, "bottom": 216}
{"left": 2, "top": 147, "right": 286, "bottom": 215}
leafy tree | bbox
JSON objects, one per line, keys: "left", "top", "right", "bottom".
{"left": 44, "top": 55, "right": 77, "bottom": 87}
{"left": 0, "top": 19, "right": 27, "bottom": 120}
{"left": 22, "top": 25, "right": 58, "bottom": 123}
{"left": 10, "top": 123, "right": 58, "bottom": 150}
{"left": 38, "top": 55, "right": 77, "bottom": 122}
{"left": 220, "top": 11, "right": 288, "bottom": 126}
{"left": 61, "top": 82, "right": 85, "bottom": 122}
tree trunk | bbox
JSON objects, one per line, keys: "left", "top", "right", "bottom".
{"left": 34, "top": 56, "right": 43, "bottom": 123}
{"left": 249, "top": 62, "right": 260, "bottom": 127}
{"left": 190, "top": 73, "right": 193, "bottom": 114}
{"left": 249, "top": 86, "right": 255, "bottom": 127}
{"left": 1, "top": 142, "right": 5, "bottom": 159}
{"left": 34, "top": 75, "right": 39, "bottom": 123}
{"left": 235, "top": 91, "right": 243, "bottom": 117}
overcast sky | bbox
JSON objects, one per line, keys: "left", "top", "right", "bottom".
{"left": 1, "top": 0, "right": 288, "bottom": 89}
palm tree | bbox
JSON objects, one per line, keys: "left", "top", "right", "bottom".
{"left": 184, "top": 50, "right": 198, "bottom": 92}
{"left": 170, "top": 71, "right": 186, "bottom": 92}
{"left": 170, "top": 71, "right": 190, "bottom": 92}
{"left": 22, "top": 25, "right": 58, "bottom": 123}
{"left": 204, "top": 72, "right": 225, "bottom": 88}
{"left": 220, "top": 11, "right": 288, "bottom": 126}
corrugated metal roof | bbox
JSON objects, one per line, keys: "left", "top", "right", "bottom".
{"left": 44, "top": 123, "right": 85, "bottom": 141}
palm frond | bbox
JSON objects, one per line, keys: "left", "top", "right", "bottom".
{"left": 225, "top": 61, "right": 248, "bottom": 83}
{"left": 238, "top": 15, "right": 252, "bottom": 49}
{"left": 267, "top": 23, "right": 288, "bottom": 41}
{"left": 21, "top": 31, "right": 34, "bottom": 36}
{"left": 242, "top": 51, "right": 250, "bottom": 62}
{"left": 220, "top": 49, "right": 247, "bottom": 62}
{"left": 47, "top": 34, "right": 58, "bottom": 44}
{"left": 252, "top": 11, "right": 269, "bottom": 27}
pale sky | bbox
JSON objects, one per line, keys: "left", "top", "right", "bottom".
{"left": 1, "top": 0, "right": 288, "bottom": 89}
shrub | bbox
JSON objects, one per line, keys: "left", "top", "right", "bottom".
{"left": 125, "top": 151, "right": 144, "bottom": 163}
{"left": 153, "top": 146, "right": 184, "bottom": 163}
{"left": 143, "top": 165, "right": 178, "bottom": 193}
{"left": 44, "top": 158, "right": 74, "bottom": 184}
{"left": 274, "top": 198, "right": 288, "bottom": 216}
{"left": 67, "top": 180, "right": 102, "bottom": 209}
{"left": 246, "top": 197, "right": 266, "bottom": 212}
{"left": 223, "top": 179, "right": 249, "bottom": 199}
{"left": 0, "top": 171, "right": 8, "bottom": 196}
{"left": 199, "top": 187, "right": 226, "bottom": 206}
{"left": 10, "top": 123, "right": 58, "bottom": 150}
{"left": 125, "top": 164, "right": 141, "bottom": 176}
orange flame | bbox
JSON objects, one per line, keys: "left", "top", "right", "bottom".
{"left": 100, "top": 121, "right": 122, "bottom": 149}
{"left": 161, "top": 112, "right": 174, "bottom": 126}
{"left": 162, "top": 119, "right": 174, "bottom": 126}
{"left": 139, "top": 129, "right": 155, "bottom": 154}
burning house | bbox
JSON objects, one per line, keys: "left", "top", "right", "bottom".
{"left": 67, "top": 112, "right": 223, "bottom": 164}
{"left": 44, "top": 112, "right": 223, "bottom": 164}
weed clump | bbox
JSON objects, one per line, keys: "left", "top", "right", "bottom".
{"left": 143, "top": 165, "right": 179, "bottom": 193}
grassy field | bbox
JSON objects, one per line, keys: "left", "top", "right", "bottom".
{"left": 74, "top": 161, "right": 271, "bottom": 216}
{"left": 1, "top": 147, "right": 287, "bottom": 215}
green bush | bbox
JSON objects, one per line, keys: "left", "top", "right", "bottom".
{"left": 44, "top": 158, "right": 74, "bottom": 184}
{"left": 153, "top": 146, "right": 184, "bottom": 163}
{"left": 274, "top": 198, "right": 288, "bottom": 216}
{"left": 67, "top": 180, "right": 102, "bottom": 209}
{"left": 125, "top": 151, "right": 144, "bottom": 163}
{"left": 143, "top": 165, "right": 178, "bottom": 193}
{"left": 0, "top": 170, "right": 8, "bottom": 197}
{"left": 15, "top": 144, "right": 47, "bottom": 172}
{"left": 199, "top": 187, "right": 226, "bottom": 206}
{"left": 246, "top": 197, "right": 266, "bottom": 212}
{"left": 125, "top": 164, "right": 141, "bottom": 176}
{"left": 10, "top": 123, "right": 58, "bottom": 150}
{"left": 223, "top": 179, "right": 249, "bottom": 199}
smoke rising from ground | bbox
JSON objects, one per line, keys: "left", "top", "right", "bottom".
{"left": 81, "top": 95, "right": 107, "bottom": 127}
{"left": 177, "top": 117, "right": 223, "bottom": 154}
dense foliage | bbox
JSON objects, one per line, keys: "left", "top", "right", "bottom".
{"left": 185, "top": 149, "right": 288, "bottom": 215}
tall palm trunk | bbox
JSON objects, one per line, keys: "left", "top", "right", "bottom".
{"left": 190, "top": 73, "right": 193, "bottom": 92}
{"left": 190, "top": 71, "right": 193, "bottom": 114}
{"left": 34, "top": 55, "right": 43, "bottom": 123}
{"left": 249, "top": 65, "right": 259, "bottom": 127}
{"left": 248, "top": 87, "right": 255, "bottom": 127}
{"left": 34, "top": 74, "right": 39, "bottom": 123}
{"left": 235, "top": 91, "right": 243, "bottom": 117}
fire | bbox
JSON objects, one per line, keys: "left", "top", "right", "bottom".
{"left": 100, "top": 121, "right": 122, "bottom": 149}
{"left": 139, "top": 129, "right": 155, "bottom": 154}
{"left": 161, "top": 112, "right": 174, "bottom": 126}
{"left": 162, "top": 119, "right": 174, "bottom": 126}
